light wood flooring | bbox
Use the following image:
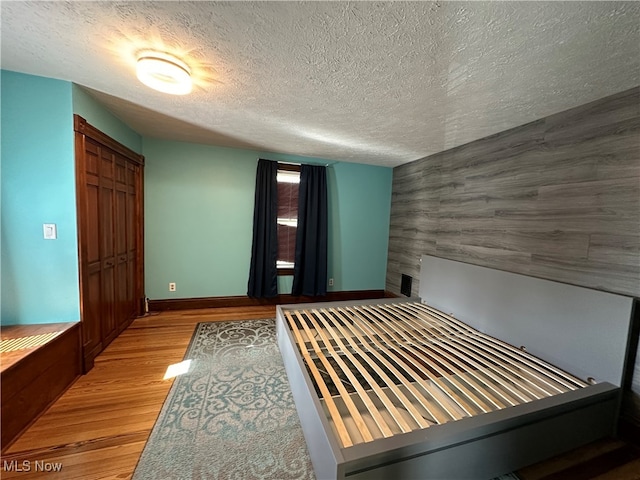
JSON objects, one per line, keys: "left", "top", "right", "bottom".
{"left": 2, "top": 306, "right": 639, "bottom": 479}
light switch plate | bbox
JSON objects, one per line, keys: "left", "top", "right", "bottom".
{"left": 43, "top": 223, "right": 57, "bottom": 239}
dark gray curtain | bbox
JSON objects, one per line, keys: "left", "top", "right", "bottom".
{"left": 292, "top": 164, "right": 328, "bottom": 296}
{"left": 247, "top": 159, "right": 278, "bottom": 298}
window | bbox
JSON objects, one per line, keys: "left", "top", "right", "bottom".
{"left": 276, "top": 164, "right": 300, "bottom": 274}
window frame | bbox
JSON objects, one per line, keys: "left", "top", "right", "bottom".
{"left": 276, "top": 163, "right": 300, "bottom": 276}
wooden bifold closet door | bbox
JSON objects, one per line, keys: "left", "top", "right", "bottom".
{"left": 74, "top": 115, "right": 144, "bottom": 372}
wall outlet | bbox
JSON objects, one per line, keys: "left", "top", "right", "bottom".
{"left": 169, "top": 282, "right": 176, "bottom": 292}
{"left": 328, "top": 278, "right": 334, "bottom": 287}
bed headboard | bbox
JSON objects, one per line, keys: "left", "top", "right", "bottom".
{"left": 418, "top": 255, "right": 634, "bottom": 387}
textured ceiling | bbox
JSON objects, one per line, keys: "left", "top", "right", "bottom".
{"left": 2, "top": 1, "right": 639, "bottom": 167}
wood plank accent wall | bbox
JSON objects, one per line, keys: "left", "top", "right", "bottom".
{"left": 386, "top": 86, "right": 639, "bottom": 298}
{"left": 385, "top": 86, "right": 640, "bottom": 426}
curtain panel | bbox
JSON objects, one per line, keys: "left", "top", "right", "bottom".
{"left": 292, "top": 164, "right": 328, "bottom": 296}
{"left": 247, "top": 159, "right": 279, "bottom": 298}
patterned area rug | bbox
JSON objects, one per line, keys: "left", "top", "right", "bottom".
{"left": 132, "top": 319, "right": 314, "bottom": 479}
{"left": 133, "top": 318, "right": 522, "bottom": 480}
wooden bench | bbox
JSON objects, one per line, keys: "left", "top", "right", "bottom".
{"left": 1, "top": 322, "right": 81, "bottom": 452}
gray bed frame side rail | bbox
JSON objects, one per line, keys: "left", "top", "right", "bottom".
{"left": 418, "top": 255, "right": 635, "bottom": 387}
{"left": 276, "top": 257, "right": 634, "bottom": 479}
{"left": 276, "top": 301, "right": 621, "bottom": 480}
{"left": 344, "top": 383, "right": 619, "bottom": 479}
{"left": 276, "top": 309, "right": 346, "bottom": 480}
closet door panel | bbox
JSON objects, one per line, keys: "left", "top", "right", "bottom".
{"left": 115, "top": 156, "right": 130, "bottom": 331}
{"left": 127, "top": 163, "right": 140, "bottom": 318}
{"left": 75, "top": 115, "right": 144, "bottom": 372}
{"left": 81, "top": 139, "right": 103, "bottom": 368}
{"left": 99, "top": 148, "right": 117, "bottom": 345}
{"left": 84, "top": 184, "right": 101, "bottom": 355}
{"left": 84, "top": 268, "right": 102, "bottom": 370}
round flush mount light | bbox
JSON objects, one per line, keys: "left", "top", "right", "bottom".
{"left": 136, "top": 51, "right": 192, "bottom": 95}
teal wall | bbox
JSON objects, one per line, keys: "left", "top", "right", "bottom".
{"left": 72, "top": 85, "right": 142, "bottom": 154}
{"left": 144, "top": 138, "right": 392, "bottom": 299}
{"left": 1, "top": 68, "right": 393, "bottom": 317}
{"left": 1, "top": 71, "right": 143, "bottom": 325}
{"left": 1, "top": 71, "right": 80, "bottom": 325}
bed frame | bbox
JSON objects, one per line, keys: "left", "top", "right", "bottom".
{"left": 276, "top": 255, "right": 635, "bottom": 479}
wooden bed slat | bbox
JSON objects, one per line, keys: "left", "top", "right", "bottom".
{"left": 330, "top": 307, "right": 456, "bottom": 425}
{"left": 384, "top": 304, "right": 539, "bottom": 404}
{"left": 283, "top": 301, "right": 588, "bottom": 448}
{"left": 283, "top": 311, "right": 354, "bottom": 447}
{"left": 355, "top": 305, "right": 491, "bottom": 415}
{"left": 415, "top": 303, "right": 588, "bottom": 389}
{"left": 378, "top": 304, "right": 524, "bottom": 407}
{"left": 320, "top": 308, "right": 435, "bottom": 429}
{"left": 405, "top": 303, "right": 587, "bottom": 391}
{"left": 301, "top": 309, "right": 396, "bottom": 439}
{"left": 394, "top": 303, "right": 576, "bottom": 397}
{"left": 290, "top": 310, "right": 377, "bottom": 444}
{"left": 342, "top": 306, "right": 469, "bottom": 421}
{"left": 309, "top": 309, "right": 418, "bottom": 433}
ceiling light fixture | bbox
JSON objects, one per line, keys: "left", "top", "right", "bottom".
{"left": 136, "top": 51, "right": 192, "bottom": 95}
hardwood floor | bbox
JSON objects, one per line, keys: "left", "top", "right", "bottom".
{"left": 1, "top": 307, "right": 274, "bottom": 479}
{"left": 1, "top": 306, "right": 638, "bottom": 479}
{"left": 517, "top": 439, "right": 640, "bottom": 480}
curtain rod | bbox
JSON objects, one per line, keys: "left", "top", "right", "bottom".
{"left": 258, "top": 158, "right": 334, "bottom": 167}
